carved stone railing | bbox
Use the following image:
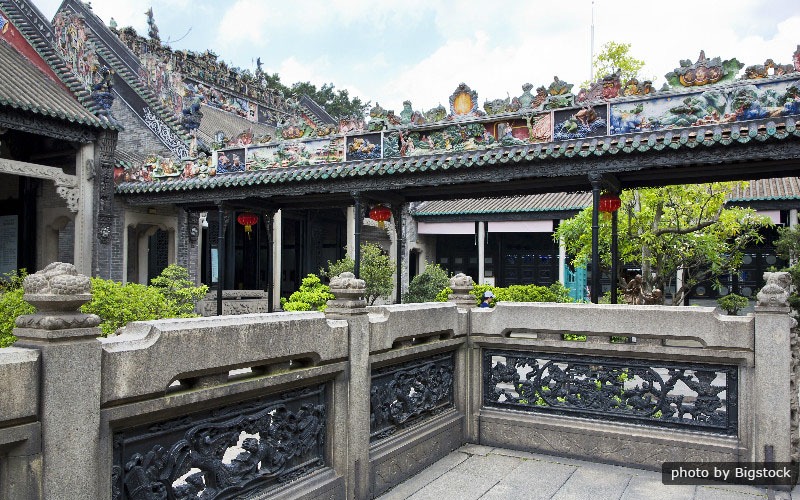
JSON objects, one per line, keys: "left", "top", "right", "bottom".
{"left": 471, "top": 272, "right": 796, "bottom": 470}
{"left": 2, "top": 267, "right": 796, "bottom": 499}
{"left": 111, "top": 386, "right": 327, "bottom": 500}
{"left": 370, "top": 351, "right": 455, "bottom": 442}
{"left": 484, "top": 351, "right": 738, "bottom": 434}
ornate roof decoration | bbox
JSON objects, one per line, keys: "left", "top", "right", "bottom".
{"left": 448, "top": 83, "right": 483, "bottom": 119}
{"left": 116, "top": 116, "right": 800, "bottom": 197}
{"left": 0, "top": 0, "right": 116, "bottom": 128}
{"left": 665, "top": 50, "right": 744, "bottom": 88}
{"left": 110, "top": 23, "right": 332, "bottom": 130}
{"left": 0, "top": 14, "right": 109, "bottom": 130}
{"left": 115, "top": 42, "right": 800, "bottom": 194}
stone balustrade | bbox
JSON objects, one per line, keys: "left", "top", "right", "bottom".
{"left": 0, "top": 264, "right": 795, "bottom": 499}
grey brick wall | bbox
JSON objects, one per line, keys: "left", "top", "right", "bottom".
{"left": 110, "top": 100, "right": 173, "bottom": 158}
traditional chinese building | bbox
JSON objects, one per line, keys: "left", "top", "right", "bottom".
{"left": 3, "top": 0, "right": 800, "bottom": 310}
{"left": 0, "top": 0, "right": 117, "bottom": 277}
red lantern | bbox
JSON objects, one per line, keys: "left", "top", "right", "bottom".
{"left": 598, "top": 193, "right": 621, "bottom": 213}
{"left": 237, "top": 212, "right": 259, "bottom": 239}
{"left": 369, "top": 204, "right": 392, "bottom": 229}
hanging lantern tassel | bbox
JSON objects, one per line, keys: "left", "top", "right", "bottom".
{"left": 369, "top": 204, "right": 392, "bottom": 230}
{"left": 237, "top": 212, "right": 259, "bottom": 240}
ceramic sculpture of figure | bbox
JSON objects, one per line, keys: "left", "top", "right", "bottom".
{"left": 624, "top": 275, "right": 645, "bottom": 305}
{"left": 400, "top": 101, "right": 414, "bottom": 124}
{"left": 548, "top": 76, "right": 573, "bottom": 96}
{"left": 517, "top": 83, "right": 535, "bottom": 109}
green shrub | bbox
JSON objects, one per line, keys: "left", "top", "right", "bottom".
{"left": 0, "top": 265, "right": 208, "bottom": 341}
{"left": 281, "top": 274, "right": 334, "bottom": 312}
{"left": 0, "top": 269, "right": 27, "bottom": 293}
{"left": 434, "top": 287, "right": 452, "bottom": 302}
{"left": 82, "top": 279, "right": 169, "bottom": 336}
{"left": 82, "top": 265, "right": 207, "bottom": 336}
{"left": 404, "top": 264, "right": 450, "bottom": 303}
{"left": 717, "top": 293, "right": 750, "bottom": 316}
{"left": 0, "top": 288, "right": 35, "bottom": 347}
{"left": 323, "top": 242, "right": 394, "bottom": 305}
{"left": 470, "top": 282, "right": 573, "bottom": 307}
{"left": 150, "top": 264, "right": 208, "bottom": 316}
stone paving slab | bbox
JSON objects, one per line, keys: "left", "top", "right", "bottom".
{"left": 377, "top": 445, "right": 800, "bottom": 500}
{"left": 406, "top": 471, "right": 497, "bottom": 500}
{"left": 550, "top": 466, "right": 634, "bottom": 500}
{"left": 621, "top": 476, "right": 698, "bottom": 500}
{"left": 377, "top": 451, "right": 469, "bottom": 500}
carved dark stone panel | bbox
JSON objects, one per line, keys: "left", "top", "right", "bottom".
{"left": 483, "top": 350, "right": 738, "bottom": 435}
{"left": 370, "top": 352, "right": 455, "bottom": 442}
{"left": 111, "top": 385, "right": 326, "bottom": 500}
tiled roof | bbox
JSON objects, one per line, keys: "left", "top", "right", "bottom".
{"left": 729, "top": 177, "right": 800, "bottom": 201}
{"left": 116, "top": 117, "right": 800, "bottom": 195}
{"left": 414, "top": 192, "right": 593, "bottom": 216}
{"left": 114, "top": 148, "right": 148, "bottom": 168}
{"left": 0, "top": 38, "right": 108, "bottom": 128}
{"left": 413, "top": 177, "right": 800, "bottom": 217}
{"left": 197, "top": 104, "right": 275, "bottom": 146}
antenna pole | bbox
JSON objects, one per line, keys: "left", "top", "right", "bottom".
{"left": 590, "top": 1, "right": 595, "bottom": 82}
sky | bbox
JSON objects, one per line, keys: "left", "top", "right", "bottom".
{"left": 35, "top": 0, "right": 800, "bottom": 114}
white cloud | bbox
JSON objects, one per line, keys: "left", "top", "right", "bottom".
{"left": 214, "top": 0, "right": 270, "bottom": 50}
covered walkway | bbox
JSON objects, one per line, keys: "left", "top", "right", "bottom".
{"left": 379, "top": 445, "right": 800, "bottom": 500}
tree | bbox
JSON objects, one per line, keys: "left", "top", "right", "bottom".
{"left": 774, "top": 225, "right": 800, "bottom": 316}
{"left": 291, "top": 81, "right": 370, "bottom": 120}
{"left": 554, "top": 182, "right": 773, "bottom": 305}
{"left": 404, "top": 263, "right": 450, "bottom": 303}
{"left": 323, "top": 242, "right": 394, "bottom": 305}
{"left": 150, "top": 264, "right": 208, "bottom": 316}
{"left": 583, "top": 41, "right": 651, "bottom": 88}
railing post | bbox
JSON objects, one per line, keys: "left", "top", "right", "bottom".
{"left": 448, "top": 273, "right": 478, "bottom": 443}
{"left": 752, "top": 272, "right": 797, "bottom": 465}
{"left": 325, "top": 272, "right": 370, "bottom": 499}
{"left": 12, "top": 263, "right": 103, "bottom": 499}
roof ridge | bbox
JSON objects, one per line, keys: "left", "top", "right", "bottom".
{"left": 0, "top": 0, "right": 107, "bottom": 119}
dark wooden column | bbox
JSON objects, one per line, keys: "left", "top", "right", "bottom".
{"left": 611, "top": 208, "right": 619, "bottom": 304}
{"left": 352, "top": 192, "right": 362, "bottom": 279}
{"left": 265, "top": 209, "right": 276, "bottom": 313}
{"left": 216, "top": 203, "right": 226, "bottom": 316}
{"left": 392, "top": 204, "right": 405, "bottom": 304}
{"left": 589, "top": 173, "right": 602, "bottom": 304}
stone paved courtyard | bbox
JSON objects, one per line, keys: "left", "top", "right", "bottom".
{"left": 378, "top": 445, "right": 800, "bottom": 500}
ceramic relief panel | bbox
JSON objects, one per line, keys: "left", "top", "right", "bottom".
{"left": 553, "top": 105, "right": 608, "bottom": 141}
{"left": 610, "top": 78, "right": 800, "bottom": 135}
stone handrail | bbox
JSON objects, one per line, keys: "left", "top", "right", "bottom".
{"left": 367, "top": 302, "right": 466, "bottom": 353}
{"left": 100, "top": 312, "right": 348, "bottom": 405}
{"left": 471, "top": 302, "right": 754, "bottom": 352}
{"left": 0, "top": 347, "right": 39, "bottom": 426}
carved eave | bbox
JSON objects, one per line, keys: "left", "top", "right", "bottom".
{"left": 0, "top": 158, "right": 79, "bottom": 212}
{"left": 0, "top": 107, "right": 98, "bottom": 143}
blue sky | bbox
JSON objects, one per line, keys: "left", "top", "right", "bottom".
{"left": 37, "top": 1, "right": 800, "bottom": 114}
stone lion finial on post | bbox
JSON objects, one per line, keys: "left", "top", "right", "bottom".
{"left": 325, "top": 272, "right": 367, "bottom": 317}
{"left": 15, "top": 262, "right": 100, "bottom": 330}
{"left": 448, "top": 273, "right": 476, "bottom": 308}
{"left": 756, "top": 272, "right": 791, "bottom": 310}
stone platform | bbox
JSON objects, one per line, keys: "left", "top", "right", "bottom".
{"left": 378, "top": 445, "right": 800, "bottom": 500}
